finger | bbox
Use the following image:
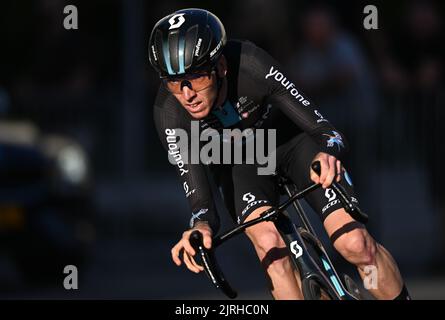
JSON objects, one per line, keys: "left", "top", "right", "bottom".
{"left": 183, "top": 250, "right": 201, "bottom": 273}
{"left": 189, "top": 253, "right": 204, "bottom": 272}
{"left": 183, "top": 237, "right": 196, "bottom": 257}
{"left": 319, "top": 157, "right": 329, "bottom": 187}
{"left": 203, "top": 233, "right": 212, "bottom": 249}
{"left": 171, "top": 243, "right": 183, "bottom": 266}
{"left": 183, "top": 250, "right": 198, "bottom": 272}
{"left": 310, "top": 167, "right": 320, "bottom": 184}
{"left": 323, "top": 156, "right": 337, "bottom": 188}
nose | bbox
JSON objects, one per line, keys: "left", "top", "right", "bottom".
{"left": 182, "top": 85, "right": 197, "bottom": 101}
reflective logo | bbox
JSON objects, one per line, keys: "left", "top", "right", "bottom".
{"left": 241, "top": 193, "right": 268, "bottom": 216}
{"left": 168, "top": 13, "right": 186, "bottom": 30}
{"left": 290, "top": 241, "right": 303, "bottom": 259}
{"left": 210, "top": 39, "right": 224, "bottom": 58}
{"left": 194, "top": 38, "right": 203, "bottom": 57}
{"left": 265, "top": 66, "right": 311, "bottom": 106}
{"left": 241, "top": 200, "right": 268, "bottom": 216}
{"left": 322, "top": 199, "right": 340, "bottom": 214}
{"left": 323, "top": 131, "right": 345, "bottom": 151}
{"left": 314, "top": 109, "right": 328, "bottom": 123}
{"left": 325, "top": 188, "right": 336, "bottom": 202}
{"left": 189, "top": 208, "right": 208, "bottom": 227}
{"left": 242, "top": 192, "right": 256, "bottom": 203}
{"left": 322, "top": 188, "right": 338, "bottom": 214}
{"left": 183, "top": 182, "right": 195, "bottom": 198}
{"left": 151, "top": 45, "right": 158, "bottom": 61}
{"left": 165, "top": 129, "right": 188, "bottom": 176}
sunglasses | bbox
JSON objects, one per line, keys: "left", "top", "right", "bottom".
{"left": 162, "top": 70, "right": 216, "bottom": 94}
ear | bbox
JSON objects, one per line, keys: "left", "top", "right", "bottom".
{"left": 216, "top": 55, "right": 228, "bottom": 77}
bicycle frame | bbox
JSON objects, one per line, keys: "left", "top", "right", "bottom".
{"left": 276, "top": 178, "right": 358, "bottom": 300}
{"left": 189, "top": 161, "right": 368, "bottom": 300}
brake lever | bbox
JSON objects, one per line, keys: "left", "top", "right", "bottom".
{"left": 189, "top": 231, "right": 237, "bottom": 299}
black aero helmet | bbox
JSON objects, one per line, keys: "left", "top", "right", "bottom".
{"left": 149, "top": 8, "right": 226, "bottom": 78}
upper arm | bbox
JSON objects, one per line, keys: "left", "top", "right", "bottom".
{"left": 245, "top": 43, "right": 349, "bottom": 158}
{"left": 153, "top": 99, "right": 220, "bottom": 231}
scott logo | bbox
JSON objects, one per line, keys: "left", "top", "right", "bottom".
{"left": 325, "top": 188, "right": 336, "bottom": 202}
{"left": 290, "top": 241, "right": 303, "bottom": 259}
{"left": 314, "top": 109, "right": 328, "bottom": 123}
{"left": 183, "top": 181, "right": 195, "bottom": 198}
{"left": 242, "top": 192, "right": 256, "bottom": 203}
{"left": 168, "top": 13, "right": 185, "bottom": 30}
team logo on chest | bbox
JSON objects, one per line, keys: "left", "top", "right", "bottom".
{"left": 235, "top": 96, "right": 259, "bottom": 119}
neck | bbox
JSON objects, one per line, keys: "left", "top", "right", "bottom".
{"left": 214, "top": 76, "right": 228, "bottom": 108}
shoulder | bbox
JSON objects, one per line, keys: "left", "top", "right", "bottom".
{"left": 225, "top": 39, "right": 278, "bottom": 83}
{"left": 153, "top": 85, "right": 182, "bottom": 116}
{"left": 153, "top": 86, "right": 189, "bottom": 129}
{"left": 154, "top": 85, "right": 176, "bottom": 111}
{"left": 224, "top": 39, "right": 258, "bottom": 53}
{"left": 224, "top": 39, "right": 271, "bottom": 63}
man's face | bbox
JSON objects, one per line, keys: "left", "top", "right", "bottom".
{"left": 164, "top": 56, "right": 227, "bottom": 119}
{"left": 168, "top": 71, "right": 218, "bottom": 119}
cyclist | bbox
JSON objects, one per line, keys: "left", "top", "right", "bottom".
{"left": 149, "top": 8, "right": 410, "bottom": 300}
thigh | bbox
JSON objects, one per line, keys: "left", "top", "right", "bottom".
{"left": 231, "top": 164, "right": 280, "bottom": 224}
{"left": 280, "top": 133, "right": 360, "bottom": 222}
{"left": 210, "top": 164, "right": 237, "bottom": 223}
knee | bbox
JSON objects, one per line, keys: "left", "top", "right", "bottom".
{"left": 246, "top": 226, "right": 291, "bottom": 275}
{"left": 334, "top": 230, "right": 377, "bottom": 267}
{"left": 247, "top": 226, "right": 284, "bottom": 256}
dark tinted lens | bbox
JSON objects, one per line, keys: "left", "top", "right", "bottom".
{"left": 164, "top": 72, "right": 214, "bottom": 93}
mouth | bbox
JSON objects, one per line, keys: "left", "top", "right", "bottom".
{"left": 186, "top": 101, "right": 203, "bottom": 112}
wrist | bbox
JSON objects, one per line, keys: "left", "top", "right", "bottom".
{"left": 193, "top": 221, "right": 212, "bottom": 231}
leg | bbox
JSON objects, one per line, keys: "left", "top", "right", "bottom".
{"left": 228, "top": 163, "right": 302, "bottom": 299}
{"left": 244, "top": 206, "right": 304, "bottom": 300}
{"left": 324, "top": 208, "right": 405, "bottom": 299}
{"left": 275, "top": 134, "right": 409, "bottom": 299}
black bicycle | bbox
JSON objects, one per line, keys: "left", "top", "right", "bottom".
{"left": 189, "top": 161, "right": 369, "bottom": 300}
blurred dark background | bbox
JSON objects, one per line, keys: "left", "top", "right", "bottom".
{"left": 0, "top": 0, "right": 443, "bottom": 299}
